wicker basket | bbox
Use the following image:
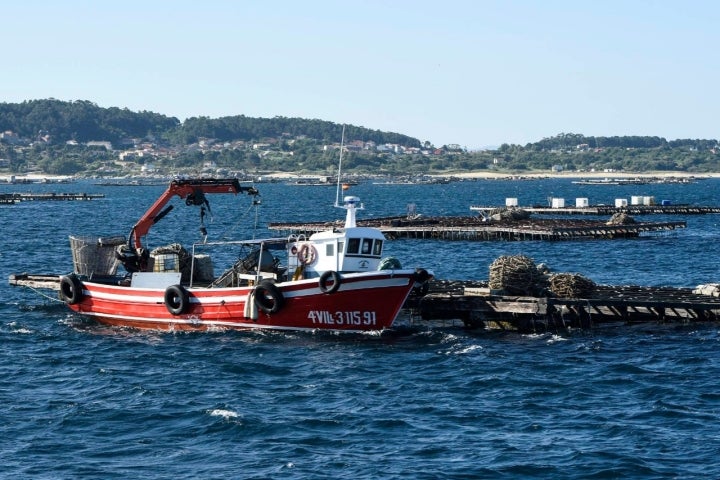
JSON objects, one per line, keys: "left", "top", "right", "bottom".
{"left": 69, "top": 235, "right": 126, "bottom": 276}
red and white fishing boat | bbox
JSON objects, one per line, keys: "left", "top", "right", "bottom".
{"left": 53, "top": 178, "right": 431, "bottom": 332}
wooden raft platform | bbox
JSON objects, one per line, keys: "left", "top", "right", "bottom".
{"left": 471, "top": 204, "right": 720, "bottom": 215}
{"left": 269, "top": 216, "right": 686, "bottom": 241}
{"left": 0, "top": 192, "right": 104, "bottom": 203}
{"left": 405, "top": 280, "right": 720, "bottom": 332}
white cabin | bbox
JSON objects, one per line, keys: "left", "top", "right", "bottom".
{"left": 288, "top": 196, "right": 386, "bottom": 277}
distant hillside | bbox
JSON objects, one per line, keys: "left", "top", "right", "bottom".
{"left": 2, "top": 99, "right": 720, "bottom": 175}
{"left": 0, "top": 99, "right": 421, "bottom": 147}
{"left": 526, "top": 132, "right": 718, "bottom": 151}
{"left": 0, "top": 99, "right": 180, "bottom": 143}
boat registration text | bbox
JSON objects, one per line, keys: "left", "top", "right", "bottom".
{"left": 308, "top": 310, "right": 377, "bottom": 325}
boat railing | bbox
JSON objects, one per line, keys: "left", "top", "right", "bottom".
{"left": 189, "top": 239, "right": 287, "bottom": 288}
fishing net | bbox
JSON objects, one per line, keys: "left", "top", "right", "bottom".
{"left": 693, "top": 283, "right": 720, "bottom": 297}
{"left": 488, "top": 207, "right": 531, "bottom": 221}
{"left": 606, "top": 212, "right": 636, "bottom": 225}
{"left": 488, "top": 254, "right": 545, "bottom": 295}
{"left": 378, "top": 256, "right": 403, "bottom": 270}
{"left": 548, "top": 273, "right": 596, "bottom": 298}
{"left": 488, "top": 254, "right": 597, "bottom": 298}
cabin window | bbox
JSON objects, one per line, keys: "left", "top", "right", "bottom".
{"left": 347, "top": 238, "right": 360, "bottom": 254}
{"left": 325, "top": 244, "right": 334, "bottom": 256}
{"left": 373, "top": 239, "right": 383, "bottom": 256}
{"left": 338, "top": 241, "right": 344, "bottom": 254}
{"left": 361, "top": 239, "right": 372, "bottom": 254}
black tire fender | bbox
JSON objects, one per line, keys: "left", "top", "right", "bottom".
{"left": 412, "top": 268, "right": 432, "bottom": 296}
{"left": 318, "top": 270, "right": 341, "bottom": 294}
{"left": 254, "top": 280, "right": 284, "bottom": 314}
{"left": 60, "top": 275, "right": 83, "bottom": 305}
{"left": 164, "top": 284, "right": 189, "bottom": 315}
{"left": 413, "top": 268, "right": 431, "bottom": 284}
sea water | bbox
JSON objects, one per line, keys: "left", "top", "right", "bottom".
{"left": 2, "top": 178, "right": 720, "bottom": 479}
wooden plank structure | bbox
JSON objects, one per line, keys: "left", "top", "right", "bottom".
{"left": 9, "top": 273, "right": 62, "bottom": 290}
{"left": 471, "top": 204, "right": 720, "bottom": 215}
{"left": 269, "top": 216, "right": 686, "bottom": 241}
{"left": 405, "top": 280, "right": 720, "bottom": 333}
{"left": 0, "top": 192, "right": 104, "bottom": 203}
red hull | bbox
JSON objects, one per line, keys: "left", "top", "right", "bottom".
{"left": 66, "top": 270, "right": 417, "bottom": 332}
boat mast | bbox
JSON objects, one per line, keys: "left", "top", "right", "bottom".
{"left": 334, "top": 125, "right": 345, "bottom": 207}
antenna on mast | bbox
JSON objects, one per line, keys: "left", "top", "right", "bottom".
{"left": 334, "top": 125, "right": 345, "bottom": 207}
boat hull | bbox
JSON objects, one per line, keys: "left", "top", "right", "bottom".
{"left": 65, "top": 270, "right": 419, "bottom": 332}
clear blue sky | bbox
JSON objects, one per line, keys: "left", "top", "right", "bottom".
{"left": 3, "top": 0, "right": 718, "bottom": 149}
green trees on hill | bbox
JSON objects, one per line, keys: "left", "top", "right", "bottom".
{"left": 0, "top": 99, "right": 419, "bottom": 147}
{"left": 172, "top": 115, "right": 420, "bottom": 147}
{"left": 0, "top": 99, "right": 179, "bottom": 143}
{"left": 0, "top": 100, "right": 719, "bottom": 175}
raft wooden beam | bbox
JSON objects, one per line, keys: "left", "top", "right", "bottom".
{"left": 0, "top": 192, "right": 104, "bottom": 202}
{"left": 269, "top": 216, "right": 686, "bottom": 241}
{"left": 470, "top": 205, "right": 720, "bottom": 215}
{"left": 8, "top": 273, "right": 61, "bottom": 290}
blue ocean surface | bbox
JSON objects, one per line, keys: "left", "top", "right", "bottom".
{"left": 2, "top": 177, "right": 720, "bottom": 479}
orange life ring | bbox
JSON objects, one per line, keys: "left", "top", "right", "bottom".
{"left": 297, "top": 243, "right": 317, "bottom": 265}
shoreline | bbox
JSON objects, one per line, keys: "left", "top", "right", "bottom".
{"left": 446, "top": 171, "right": 720, "bottom": 179}
{"left": 2, "top": 171, "right": 718, "bottom": 184}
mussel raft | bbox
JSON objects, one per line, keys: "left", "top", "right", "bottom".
{"left": 404, "top": 279, "right": 720, "bottom": 333}
{"left": 268, "top": 215, "right": 686, "bottom": 241}
{"left": 398, "top": 253, "right": 720, "bottom": 332}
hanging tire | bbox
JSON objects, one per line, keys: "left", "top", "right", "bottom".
{"left": 164, "top": 284, "right": 189, "bottom": 315}
{"left": 413, "top": 268, "right": 432, "bottom": 296}
{"left": 254, "top": 280, "right": 284, "bottom": 314}
{"left": 60, "top": 275, "right": 83, "bottom": 305}
{"left": 318, "top": 270, "right": 341, "bottom": 294}
{"left": 414, "top": 268, "right": 431, "bottom": 284}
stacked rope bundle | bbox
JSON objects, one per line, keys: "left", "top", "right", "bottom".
{"left": 488, "top": 207, "right": 531, "bottom": 221}
{"left": 488, "top": 254, "right": 546, "bottom": 295}
{"left": 548, "top": 273, "right": 596, "bottom": 298}
{"left": 606, "top": 212, "right": 636, "bottom": 225}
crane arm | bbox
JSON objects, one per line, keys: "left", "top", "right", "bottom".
{"left": 129, "top": 178, "right": 258, "bottom": 249}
